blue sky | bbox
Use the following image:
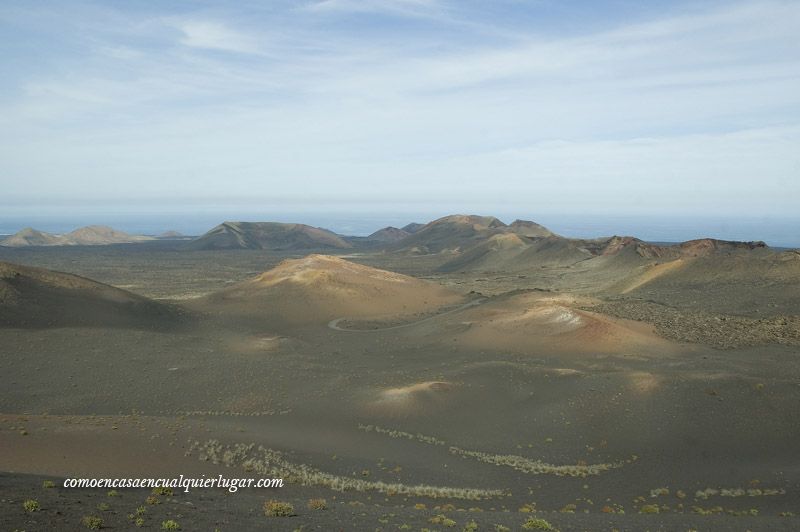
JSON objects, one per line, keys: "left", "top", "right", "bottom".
{"left": 1, "top": 0, "right": 799, "bottom": 233}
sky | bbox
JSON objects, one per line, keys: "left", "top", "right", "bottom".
{"left": 0, "top": 0, "right": 799, "bottom": 242}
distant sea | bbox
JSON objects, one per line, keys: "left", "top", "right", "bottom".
{"left": 1, "top": 210, "right": 798, "bottom": 248}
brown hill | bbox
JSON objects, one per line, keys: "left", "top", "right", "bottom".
{"left": 678, "top": 238, "right": 767, "bottom": 257}
{"left": 401, "top": 222, "right": 425, "bottom": 234}
{"left": 158, "top": 230, "right": 185, "bottom": 238}
{"left": 438, "top": 234, "right": 591, "bottom": 273}
{"left": 62, "top": 225, "right": 153, "bottom": 245}
{"left": 581, "top": 236, "right": 768, "bottom": 260}
{"left": 440, "top": 291, "right": 673, "bottom": 355}
{"left": 1, "top": 226, "right": 153, "bottom": 247}
{"left": 507, "top": 219, "right": 554, "bottom": 238}
{"left": 390, "top": 215, "right": 511, "bottom": 254}
{"left": 391, "top": 215, "right": 558, "bottom": 255}
{"left": 578, "top": 236, "right": 672, "bottom": 259}
{"left": 366, "top": 226, "right": 410, "bottom": 243}
{"left": 0, "top": 261, "right": 185, "bottom": 329}
{"left": 607, "top": 244, "right": 796, "bottom": 315}
{"left": 188, "top": 222, "right": 352, "bottom": 250}
{"left": 1, "top": 228, "right": 63, "bottom": 247}
{"left": 192, "top": 254, "right": 463, "bottom": 326}
{"left": 438, "top": 231, "right": 774, "bottom": 293}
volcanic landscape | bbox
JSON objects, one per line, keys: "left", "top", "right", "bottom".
{"left": 1, "top": 215, "right": 799, "bottom": 531}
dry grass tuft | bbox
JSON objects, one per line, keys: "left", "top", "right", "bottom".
{"left": 264, "top": 500, "right": 294, "bottom": 517}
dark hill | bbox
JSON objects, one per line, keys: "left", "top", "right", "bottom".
{"left": 0, "top": 261, "right": 187, "bottom": 329}
{"left": 187, "top": 222, "right": 353, "bottom": 250}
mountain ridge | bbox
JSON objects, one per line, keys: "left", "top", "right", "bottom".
{"left": 1, "top": 225, "right": 154, "bottom": 247}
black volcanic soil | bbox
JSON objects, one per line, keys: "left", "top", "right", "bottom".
{"left": 3, "top": 472, "right": 798, "bottom": 531}
{"left": 588, "top": 299, "right": 800, "bottom": 349}
{"left": 1, "top": 242, "right": 799, "bottom": 530}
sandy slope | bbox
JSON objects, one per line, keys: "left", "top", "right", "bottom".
{"left": 0, "top": 261, "right": 185, "bottom": 329}
{"left": 191, "top": 254, "right": 464, "bottom": 327}
{"left": 434, "top": 291, "right": 673, "bottom": 354}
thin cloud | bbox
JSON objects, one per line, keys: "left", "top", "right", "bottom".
{"left": 0, "top": 0, "right": 798, "bottom": 223}
{"left": 172, "top": 19, "right": 262, "bottom": 54}
{"left": 306, "top": 0, "right": 440, "bottom": 15}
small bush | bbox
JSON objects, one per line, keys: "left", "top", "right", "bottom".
{"left": 264, "top": 500, "right": 294, "bottom": 517}
{"left": 649, "top": 487, "right": 669, "bottom": 498}
{"left": 522, "top": 518, "right": 555, "bottom": 530}
{"left": 152, "top": 487, "right": 173, "bottom": 496}
{"left": 494, "top": 525, "right": 511, "bottom": 532}
{"left": 96, "top": 502, "right": 110, "bottom": 511}
{"left": 135, "top": 506, "right": 147, "bottom": 516}
{"left": 161, "top": 520, "right": 180, "bottom": 530}
{"left": 23, "top": 499, "right": 40, "bottom": 512}
{"left": 145, "top": 496, "right": 160, "bottom": 505}
{"left": 640, "top": 504, "right": 660, "bottom": 514}
{"left": 430, "top": 514, "right": 457, "bottom": 527}
{"left": 135, "top": 517, "right": 145, "bottom": 527}
{"left": 692, "top": 505, "right": 723, "bottom": 515}
{"left": 463, "top": 520, "right": 479, "bottom": 531}
{"left": 107, "top": 490, "right": 119, "bottom": 497}
{"left": 307, "top": 498, "right": 327, "bottom": 510}
{"left": 81, "top": 515, "right": 103, "bottom": 530}
{"left": 42, "top": 480, "right": 56, "bottom": 489}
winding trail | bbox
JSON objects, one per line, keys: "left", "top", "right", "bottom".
{"left": 328, "top": 298, "right": 486, "bottom": 332}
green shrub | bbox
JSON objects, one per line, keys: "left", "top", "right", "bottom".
{"left": 23, "top": 499, "right": 40, "bottom": 512}
{"left": 640, "top": 504, "right": 660, "bottom": 514}
{"left": 152, "top": 487, "right": 173, "bottom": 496}
{"left": 429, "top": 514, "right": 457, "bottom": 527}
{"left": 107, "top": 489, "right": 119, "bottom": 497}
{"left": 522, "top": 517, "right": 555, "bottom": 530}
{"left": 42, "top": 480, "right": 56, "bottom": 489}
{"left": 161, "top": 520, "right": 180, "bottom": 530}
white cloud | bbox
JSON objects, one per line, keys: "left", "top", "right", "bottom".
{"left": 305, "top": 0, "right": 440, "bottom": 17}
{"left": 173, "top": 20, "right": 261, "bottom": 54}
{"left": 0, "top": 0, "right": 798, "bottom": 224}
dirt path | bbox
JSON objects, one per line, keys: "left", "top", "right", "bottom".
{"left": 328, "top": 298, "right": 486, "bottom": 332}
